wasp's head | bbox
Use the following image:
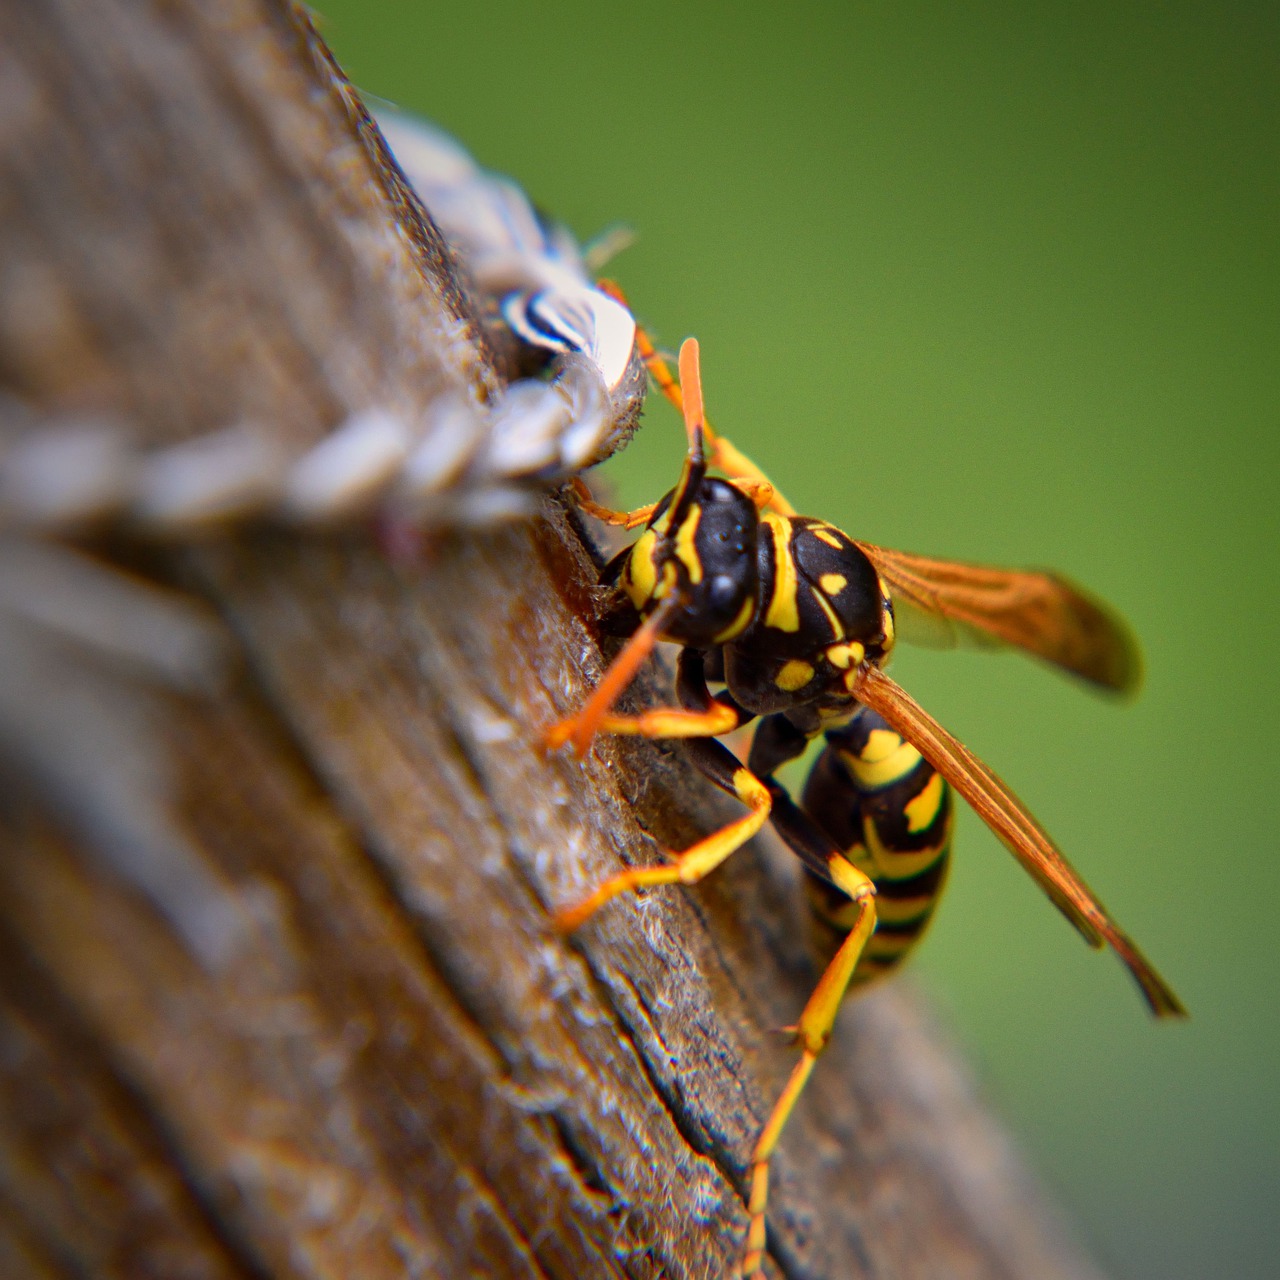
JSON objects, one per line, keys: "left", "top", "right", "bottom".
{"left": 620, "top": 475, "right": 759, "bottom": 648}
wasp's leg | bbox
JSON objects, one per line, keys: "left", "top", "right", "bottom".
{"left": 701, "top": 434, "right": 793, "bottom": 517}
{"left": 554, "top": 733, "right": 772, "bottom": 931}
{"left": 740, "top": 792, "right": 877, "bottom": 1278}
{"left": 542, "top": 595, "right": 686, "bottom": 755}
{"left": 572, "top": 646, "right": 753, "bottom": 741}
{"left": 747, "top": 713, "right": 810, "bottom": 776}
{"left": 595, "top": 279, "right": 796, "bottom": 516}
{"left": 554, "top": 649, "right": 767, "bottom": 931}
{"left": 596, "top": 644, "right": 749, "bottom": 737}
{"left": 568, "top": 477, "right": 657, "bottom": 529}
{"left": 590, "top": 701, "right": 742, "bottom": 738}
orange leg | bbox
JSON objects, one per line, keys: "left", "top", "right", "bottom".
{"left": 741, "top": 857, "right": 877, "bottom": 1278}
{"left": 596, "top": 280, "right": 797, "bottom": 516}
{"left": 570, "top": 475, "right": 774, "bottom": 526}
{"left": 541, "top": 597, "right": 682, "bottom": 756}
{"left": 568, "top": 477, "right": 657, "bottom": 529}
{"left": 551, "top": 648, "right": 762, "bottom": 931}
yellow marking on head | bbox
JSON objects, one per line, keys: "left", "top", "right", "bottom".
{"left": 762, "top": 513, "right": 800, "bottom": 632}
{"left": 624, "top": 528, "right": 658, "bottom": 606}
{"left": 774, "top": 659, "right": 814, "bottom": 691}
{"left": 841, "top": 736, "right": 921, "bottom": 788}
{"left": 825, "top": 640, "right": 866, "bottom": 670}
{"left": 711, "top": 594, "right": 756, "bottom": 644}
{"left": 812, "top": 528, "right": 843, "bottom": 549}
{"left": 904, "top": 772, "right": 946, "bottom": 834}
{"left": 672, "top": 505, "right": 703, "bottom": 584}
{"left": 656, "top": 560, "right": 678, "bottom": 600}
{"left": 652, "top": 492, "right": 678, "bottom": 535}
{"left": 819, "top": 572, "right": 848, "bottom": 596}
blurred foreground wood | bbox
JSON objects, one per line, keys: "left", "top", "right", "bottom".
{"left": 0, "top": 3, "right": 1107, "bottom": 1277}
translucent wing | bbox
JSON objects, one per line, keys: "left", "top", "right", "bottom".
{"left": 852, "top": 664, "right": 1185, "bottom": 1018}
{"left": 856, "top": 542, "right": 1142, "bottom": 695}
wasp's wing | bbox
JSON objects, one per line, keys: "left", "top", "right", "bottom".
{"left": 853, "top": 664, "right": 1185, "bottom": 1018}
{"left": 856, "top": 543, "right": 1142, "bottom": 695}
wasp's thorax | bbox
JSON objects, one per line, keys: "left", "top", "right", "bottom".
{"left": 723, "top": 515, "right": 895, "bottom": 717}
{"left": 620, "top": 471, "right": 895, "bottom": 714}
{"left": 620, "top": 476, "right": 760, "bottom": 647}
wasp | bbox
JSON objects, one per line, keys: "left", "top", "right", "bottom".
{"left": 544, "top": 320, "right": 1185, "bottom": 1278}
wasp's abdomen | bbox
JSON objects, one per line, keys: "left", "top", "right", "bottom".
{"left": 801, "top": 708, "right": 953, "bottom": 986}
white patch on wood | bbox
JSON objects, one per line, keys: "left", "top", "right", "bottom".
{"left": 0, "top": 419, "right": 133, "bottom": 528}
{"left": 283, "top": 407, "right": 411, "bottom": 521}
{"left": 133, "top": 423, "right": 286, "bottom": 530}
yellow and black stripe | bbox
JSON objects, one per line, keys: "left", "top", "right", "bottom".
{"left": 801, "top": 708, "right": 953, "bottom": 986}
{"left": 753, "top": 515, "right": 887, "bottom": 656}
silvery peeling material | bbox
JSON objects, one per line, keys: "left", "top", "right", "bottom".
{"left": 0, "top": 104, "right": 648, "bottom": 974}
{"left": 0, "top": 114, "right": 644, "bottom": 538}
{"left": 375, "top": 108, "right": 643, "bottom": 465}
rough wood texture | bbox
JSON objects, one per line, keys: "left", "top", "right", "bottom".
{"left": 0, "top": 3, "right": 1106, "bottom": 1277}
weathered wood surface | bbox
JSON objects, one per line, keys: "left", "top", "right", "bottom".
{"left": 0, "top": 3, "right": 1106, "bottom": 1277}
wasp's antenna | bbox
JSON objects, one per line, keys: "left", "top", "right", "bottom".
{"left": 661, "top": 339, "right": 709, "bottom": 533}
{"left": 678, "top": 337, "right": 705, "bottom": 457}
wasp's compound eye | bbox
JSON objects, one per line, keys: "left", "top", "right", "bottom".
{"left": 660, "top": 478, "right": 759, "bottom": 646}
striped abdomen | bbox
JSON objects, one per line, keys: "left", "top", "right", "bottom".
{"left": 801, "top": 708, "right": 953, "bottom": 986}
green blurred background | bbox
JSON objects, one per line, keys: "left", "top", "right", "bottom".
{"left": 318, "top": 3, "right": 1276, "bottom": 1276}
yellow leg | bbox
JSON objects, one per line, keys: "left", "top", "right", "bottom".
{"left": 595, "top": 702, "right": 743, "bottom": 740}
{"left": 555, "top": 766, "right": 771, "bottom": 933}
{"left": 740, "top": 859, "right": 877, "bottom": 1278}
